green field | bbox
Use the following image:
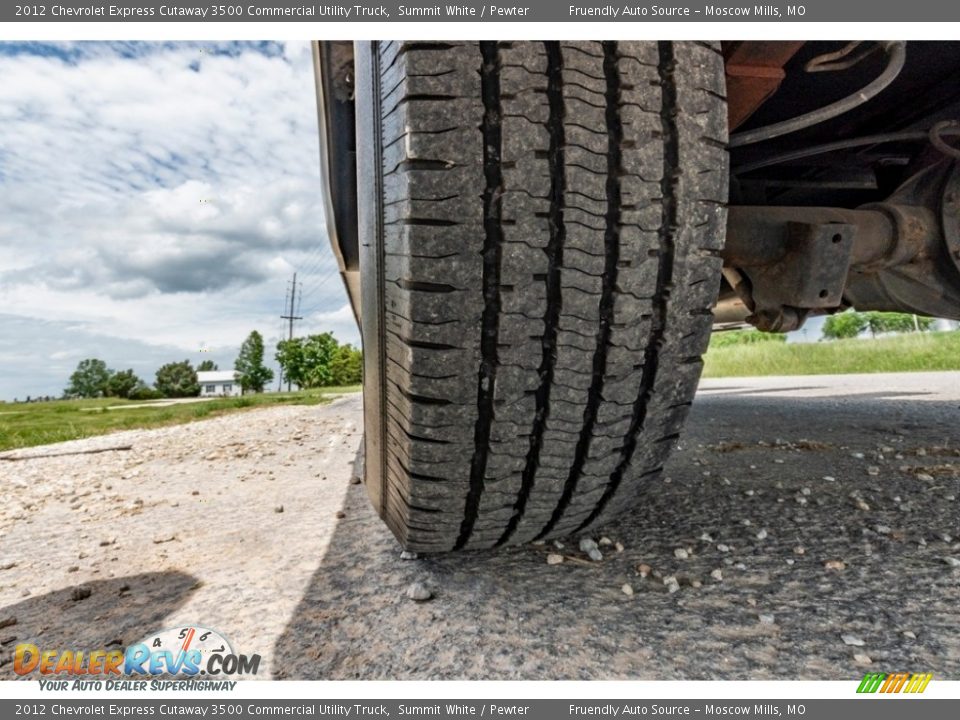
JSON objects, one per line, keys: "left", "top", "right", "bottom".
{"left": 0, "top": 386, "right": 360, "bottom": 453}
{"left": 703, "top": 331, "right": 960, "bottom": 378}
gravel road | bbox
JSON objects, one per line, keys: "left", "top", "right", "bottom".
{"left": 2, "top": 372, "right": 958, "bottom": 680}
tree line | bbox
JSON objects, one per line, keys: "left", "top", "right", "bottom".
{"left": 63, "top": 330, "right": 362, "bottom": 400}
{"left": 822, "top": 311, "right": 935, "bottom": 340}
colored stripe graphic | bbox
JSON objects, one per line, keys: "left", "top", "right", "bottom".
{"left": 857, "top": 672, "right": 932, "bottom": 693}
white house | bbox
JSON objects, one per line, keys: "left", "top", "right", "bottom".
{"left": 197, "top": 371, "right": 241, "bottom": 397}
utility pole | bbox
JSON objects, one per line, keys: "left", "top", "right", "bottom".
{"left": 279, "top": 272, "right": 303, "bottom": 392}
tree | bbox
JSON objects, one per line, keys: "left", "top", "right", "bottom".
{"left": 128, "top": 384, "right": 164, "bottom": 401}
{"left": 234, "top": 330, "right": 274, "bottom": 393}
{"left": 863, "top": 311, "right": 934, "bottom": 336}
{"left": 822, "top": 312, "right": 867, "bottom": 340}
{"left": 275, "top": 333, "right": 339, "bottom": 389}
{"left": 106, "top": 369, "right": 142, "bottom": 399}
{"left": 329, "top": 343, "right": 363, "bottom": 386}
{"left": 155, "top": 360, "right": 200, "bottom": 398}
{"left": 65, "top": 358, "right": 111, "bottom": 398}
{"left": 197, "top": 360, "right": 219, "bottom": 372}
{"left": 275, "top": 337, "right": 305, "bottom": 389}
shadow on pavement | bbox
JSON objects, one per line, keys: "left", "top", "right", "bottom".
{"left": 274, "top": 391, "right": 960, "bottom": 680}
{"left": 0, "top": 571, "right": 199, "bottom": 679}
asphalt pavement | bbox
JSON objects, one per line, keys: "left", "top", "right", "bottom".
{"left": 2, "top": 372, "right": 958, "bottom": 681}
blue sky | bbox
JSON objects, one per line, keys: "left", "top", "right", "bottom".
{"left": 0, "top": 41, "right": 356, "bottom": 401}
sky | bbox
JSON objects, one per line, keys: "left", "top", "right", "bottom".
{"left": 0, "top": 41, "right": 357, "bottom": 401}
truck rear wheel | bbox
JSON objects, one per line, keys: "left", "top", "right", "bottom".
{"left": 355, "top": 41, "right": 728, "bottom": 552}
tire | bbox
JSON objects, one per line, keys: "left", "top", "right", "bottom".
{"left": 355, "top": 41, "right": 728, "bottom": 552}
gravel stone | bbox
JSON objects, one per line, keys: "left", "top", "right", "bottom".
{"left": 578, "top": 538, "right": 598, "bottom": 553}
{"left": 841, "top": 634, "right": 865, "bottom": 647}
{"left": 546, "top": 554, "right": 564, "bottom": 565}
{"left": 405, "top": 582, "right": 433, "bottom": 602}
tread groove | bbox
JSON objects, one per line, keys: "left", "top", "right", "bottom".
{"left": 576, "top": 40, "right": 679, "bottom": 532}
{"left": 455, "top": 41, "right": 504, "bottom": 550}
{"left": 535, "top": 40, "right": 624, "bottom": 540}
{"left": 496, "top": 41, "right": 566, "bottom": 547}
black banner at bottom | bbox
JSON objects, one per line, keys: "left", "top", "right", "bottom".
{"left": 1, "top": 699, "right": 958, "bottom": 720}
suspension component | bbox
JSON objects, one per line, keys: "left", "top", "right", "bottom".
{"left": 721, "top": 161, "right": 960, "bottom": 331}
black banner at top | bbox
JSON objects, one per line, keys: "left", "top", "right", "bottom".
{"left": 5, "top": 1, "right": 960, "bottom": 23}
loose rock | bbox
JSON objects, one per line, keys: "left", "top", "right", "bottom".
{"left": 405, "top": 582, "right": 433, "bottom": 602}
{"left": 621, "top": 583, "right": 634, "bottom": 596}
{"left": 841, "top": 634, "right": 865, "bottom": 646}
{"left": 546, "top": 554, "right": 564, "bottom": 566}
{"left": 578, "top": 538, "right": 598, "bottom": 553}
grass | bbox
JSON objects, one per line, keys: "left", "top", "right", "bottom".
{"left": 0, "top": 386, "right": 360, "bottom": 453}
{"left": 703, "top": 331, "right": 960, "bottom": 379}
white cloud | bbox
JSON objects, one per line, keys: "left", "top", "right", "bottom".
{"left": 0, "top": 42, "right": 358, "bottom": 400}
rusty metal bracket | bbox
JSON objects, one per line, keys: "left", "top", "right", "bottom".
{"left": 738, "top": 220, "right": 855, "bottom": 331}
{"left": 723, "top": 161, "right": 960, "bottom": 330}
{"left": 723, "top": 41, "right": 805, "bottom": 131}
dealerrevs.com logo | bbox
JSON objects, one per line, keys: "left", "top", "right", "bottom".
{"left": 13, "top": 626, "right": 260, "bottom": 690}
